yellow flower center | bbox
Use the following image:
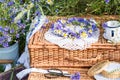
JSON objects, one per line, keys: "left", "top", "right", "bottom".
{"left": 58, "top": 30, "right": 61, "bottom": 34}
{"left": 47, "top": 0, "right": 51, "bottom": 2}
{"left": 61, "top": 20, "right": 66, "bottom": 24}
{"left": 63, "top": 33, "right": 67, "bottom": 37}
{"left": 81, "top": 32, "right": 88, "bottom": 38}
{"left": 46, "top": 0, "right": 53, "bottom": 5}
{"left": 88, "top": 29, "right": 92, "bottom": 33}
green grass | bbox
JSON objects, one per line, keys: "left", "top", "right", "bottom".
{"left": 0, "top": 65, "right": 4, "bottom": 72}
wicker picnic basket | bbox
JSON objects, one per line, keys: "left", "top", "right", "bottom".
{"left": 28, "top": 15, "right": 120, "bottom": 68}
{"left": 28, "top": 15, "right": 120, "bottom": 80}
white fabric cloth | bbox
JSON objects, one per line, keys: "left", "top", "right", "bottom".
{"left": 4, "top": 64, "right": 12, "bottom": 72}
{"left": 17, "top": 15, "right": 47, "bottom": 68}
{"left": 16, "top": 68, "right": 68, "bottom": 80}
{"left": 45, "top": 29, "right": 100, "bottom": 50}
{"left": 16, "top": 16, "right": 48, "bottom": 80}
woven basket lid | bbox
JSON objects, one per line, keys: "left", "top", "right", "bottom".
{"left": 101, "top": 62, "right": 120, "bottom": 79}
{"left": 87, "top": 60, "right": 110, "bottom": 76}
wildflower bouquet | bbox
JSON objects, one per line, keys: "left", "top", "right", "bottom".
{"left": 0, "top": 0, "right": 25, "bottom": 48}
{"left": 0, "top": 0, "right": 52, "bottom": 48}
{"left": 51, "top": 17, "right": 98, "bottom": 39}
{"left": 45, "top": 17, "right": 100, "bottom": 50}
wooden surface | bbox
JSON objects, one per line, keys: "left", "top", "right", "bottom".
{"left": 0, "top": 60, "right": 13, "bottom": 64}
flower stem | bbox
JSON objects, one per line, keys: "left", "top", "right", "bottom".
{"left": 38, "top": 5, "right": 44, "bottom": 16}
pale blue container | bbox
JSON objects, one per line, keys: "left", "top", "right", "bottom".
{"left": 0, "top": 42, "right": 19, "bottom": 63}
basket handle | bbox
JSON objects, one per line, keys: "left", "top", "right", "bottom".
{"left": 65, "top": 54, "right": 102, "bottom": 62}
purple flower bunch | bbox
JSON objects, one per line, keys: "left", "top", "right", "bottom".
{"left": 0, "top": 1, "right": 27, "bottom": 48}
{"left": 0, "top": 22, "right": 25, "bottom": 48}
{"left": 51, "top": 17, "right": 98, "bottom": 39}
{"left": 70, "top": 72, "right": 80, "bottom": 80}
{"left": 105, "top": 0, "right": 110, "bottom": 4}
{"left": 0, "top": 0, "right": 52, "bottom": 47}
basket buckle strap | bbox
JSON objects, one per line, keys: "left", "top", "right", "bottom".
{"left": 65, "top": 54, "right": 103, "bottom": 62}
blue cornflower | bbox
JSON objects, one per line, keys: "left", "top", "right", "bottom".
{"left": 69, "top": 32, "right": 76, "bottom": 39}
{"left": 105, "top": 0, "right": 110, "bottom": 4}
{"left": 67, "top": 18, "right": 75, "bottom": 23}
{"left": 2, "top": 42, "right": 9, "bottom": 48}
{"left": 16, "top": 20, "right": 22, "bottom": 24}
{"left": 57, "top": 21, "right": 63, "bottom": 28}
{"left": 10, "top": 28, "right": 14, "bottom": 33}
{"left": 3, "top": 31, "right": 8, "bottom": 35}
{"left": 7, "top": 1, "right": 15, "bottom": 6}
{"left": 16, "top": 34, "right": 20, "bottom": 38}
{"left": 67, "top": 29, "right": 72, "bottom": 33}
{"left": 92, "top": 25, "right": 97, "bottom": 31}
{"left": 51, "top": 24, "right": 54, "bottom": 30}
{"left": 10, "top": 14, "right": 16, "bottom": 23}
{"left": 58, "top": 20, "right": 64, "bottom": 25}
{"left": 0, "top": 42, "right": 2, "bottom": 45}
{"left": 3, "top": 36, "right": 8, "bottom": 39}
{"left": 10, "top": 14, "right": 16, "bottom": 20}
{"left": 102, "top": 23, "right": 108, "bottom": 28}
{"left": 0, "top": 26, "right": 3, "bottom": 32}
{"left": 83, "top": 20, "right": 89, "bottom": 26}
{"left": 76, "top": 33, "right": 81, "bottom": 39}
{"left": 35, "top": 10, "right": 41, "bottom": 17}
{"left": 17, "top": 23, "right": 26, "bottom": 28}
{"left": 77, "top": 18, "right": 85, "bottom": 23}
{"left": 21, "top": 29, "right": 25, "bottom": 33}
{"left": 0, "top": 26, "right": 2, "bottom": 28}
{"left": 0, "top": 37, "right": 4, "bottom": 44}
{"left": 70, "top": 72, "right": 80, "bottom": 80}
{"left": 4, "top": 27, "right": 9, "bottom": 31}
{"left": 35, "top": 21, "right": 39, "bottom": 27}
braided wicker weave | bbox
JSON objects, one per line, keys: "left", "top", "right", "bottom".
{"left": 87, "top": 60, "right": 110, "bottom": 77}
{"left": 28, "top": 15, "right": 120, "bottom": 80}
{"left": 101, "top": 62, "right": 120, "bottom": 79}
{"left": 28, "top": 15, "right": 120, "bottom": 68}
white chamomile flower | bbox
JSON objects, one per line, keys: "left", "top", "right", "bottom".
{"left": 46, "top": 0, "right": 53, "bottom": 5}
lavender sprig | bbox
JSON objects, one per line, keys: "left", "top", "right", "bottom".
{"left": 105, "top": 0, "right": 110, "bottom": 4}
{"left": 70, "top": 72, "right": 80, "bottom": 80}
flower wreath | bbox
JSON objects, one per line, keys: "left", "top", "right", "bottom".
{"left": 45, "top": 17, "right": 100, "bottom": 50}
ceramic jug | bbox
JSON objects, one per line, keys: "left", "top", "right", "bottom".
{"left": 103, "top": 21, "right": 120, "bottom": 43}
